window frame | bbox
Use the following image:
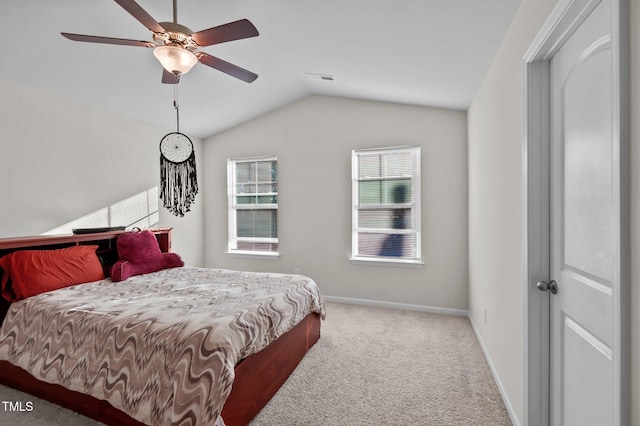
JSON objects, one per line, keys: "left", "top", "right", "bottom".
{"left": 350, "top": 145, "right": 423, "bottom": 265}
{"left": 227, "top": 156, "right": 279, "bottom": 257}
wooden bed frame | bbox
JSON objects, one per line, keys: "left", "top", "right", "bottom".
{"left": 0, "top": 229, "right": 321, "bottom": 426}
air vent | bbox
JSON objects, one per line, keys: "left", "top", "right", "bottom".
{"left": 305, "top": 73, "right": 334, "bottom": 81}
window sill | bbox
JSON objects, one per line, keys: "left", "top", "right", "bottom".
{"left": 226, "top": 251, "right": 280, "bottom": 259}
{"left": 349, "top": 256, "right": 424, "bottom": 268}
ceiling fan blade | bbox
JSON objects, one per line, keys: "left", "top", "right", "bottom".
{"left": 113, "top": 0, "right": 165, "bottom": 33}
{"left": 191, "top": 19, "right": 259, "bottom": 47}
{"left": 61, "top": 32, "right": 154, "bottom": 47}
{"left": 162, "top": 68, "right": 180, "bottom": 84}
{"left": 197, "top": 52, "right": 258, "bottom": 83}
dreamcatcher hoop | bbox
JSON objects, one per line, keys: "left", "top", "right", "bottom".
{"left": 159, "top": 88, "right": 198, "bottom": 217}
{"left": 160, "top": 132, "right": 194, "bottom": 163}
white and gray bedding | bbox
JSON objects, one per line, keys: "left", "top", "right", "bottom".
{"left": 0, "top": 266, "right": 325, "bottom": 425}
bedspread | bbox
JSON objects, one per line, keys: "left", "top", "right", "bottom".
{"left": 0, "top": 267, "right": 325, "bottom": 425}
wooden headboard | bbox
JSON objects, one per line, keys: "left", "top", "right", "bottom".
{"left": 0, "top": 228, "right": 172, "bottom": 267}
{"left": 0, "top": 228, "right": 173, "bottom": 322}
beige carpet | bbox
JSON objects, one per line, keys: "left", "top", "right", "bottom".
{"left": 251, "top": 302, "right": 511, "bottom": 425}
{"left": 0, "top": 302, "right": 511, "bottom": 425}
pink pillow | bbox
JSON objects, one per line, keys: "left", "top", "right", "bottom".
{"left": 0, "top": 245, "right": 105, "bottom": 302}
{"left": 110, "top": 230, "right": 183, "bottom": 282}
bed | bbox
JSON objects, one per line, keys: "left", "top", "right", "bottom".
{"left": 0, "top": 228, "right": 325, "bottom": 425}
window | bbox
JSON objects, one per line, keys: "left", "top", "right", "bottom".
{"left": 227, "top": 157, "right": 278, "bottom": 256}
{"left": 351, "top": 146, "right": 421, "bottom": 264}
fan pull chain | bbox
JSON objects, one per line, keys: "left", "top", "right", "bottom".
{"left": 173, "top": 0, "right": 178, "bottom": 23}
{"left": 173, "top": 84, "right": 180, "bottom": 133}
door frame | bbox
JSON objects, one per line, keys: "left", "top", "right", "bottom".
{"left": 522, "top": 0, "right": 630, "bottom": 424}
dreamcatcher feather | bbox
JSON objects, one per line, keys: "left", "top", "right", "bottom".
{"left": 159, "top": 90, "right": 198, "bottom": 217}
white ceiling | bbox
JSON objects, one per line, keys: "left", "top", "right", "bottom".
{"left": 1, "top": 0, "right": 521, "bottom": 139}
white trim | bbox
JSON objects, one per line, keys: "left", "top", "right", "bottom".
{"left": 323, "top": 295, "right": 466, "bottom": 316}
{"left": 225, "top": 251, "right": 280, "bottom": 259}
{"left": 611, "top": 0, "right": 631, "bottom": 420}
{"left": 468, "top": 316, "right": 522, "bottom": 426}
{"left": 522, "top": 0, "right": 630, "bottom": 424}
{"left": 353, "top": 144, "right": 421, "bottom": 155}
{"left": 522, "top": 22, "right": 552, "bottom": 426}
{"left": 351, "top": 145, "right": 422, "bottom": 262}
{"left": 349, "top": 257, "right": 424, "bottom": 267}
{"left": 227, "top": 156, "right": 279, "bottom": 255}
{"left": 227, "top": 154, "right": 278, "bottom": 163}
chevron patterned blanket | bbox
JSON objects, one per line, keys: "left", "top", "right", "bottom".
{"left": 0, "top": 266, "right": 325, "bottom": 425}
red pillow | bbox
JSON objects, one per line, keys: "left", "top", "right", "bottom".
{"left": 110, "top": 230, "right": 183, "bottom": 282}
{"left": 0, "top": 245, "right": 105, "bottom": 302}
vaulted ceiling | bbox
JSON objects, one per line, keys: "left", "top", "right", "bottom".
{"left": 1, "top": 0, "right": 521, "bottom": 138}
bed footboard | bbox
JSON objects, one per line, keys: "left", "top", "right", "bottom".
{"left": 222, "top": 312, "right": 321, "bottom": 425}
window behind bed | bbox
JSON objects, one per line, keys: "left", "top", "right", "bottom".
{"left": 227, "top": 156, "right": 278, "bottom": 256}
{"left": 351, "top": 146, "right": 422, "bottom": 265}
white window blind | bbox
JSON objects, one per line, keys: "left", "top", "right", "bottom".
{"left": 351, "top": 146, "right": 421, "bottom": 263}
{"left": 227, "top": 157, "right": 278, "bottom": 255}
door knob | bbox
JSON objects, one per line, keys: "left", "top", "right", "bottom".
{"left": 536, "top": 280, "right": 558, "bottom": 294}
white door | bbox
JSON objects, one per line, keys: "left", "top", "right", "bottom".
{"left": 548, "top": 0, "right": 617, "bottom": 424}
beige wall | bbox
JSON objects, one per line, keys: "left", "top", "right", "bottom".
{"left": 0, "top": 79, "right": 205, "bottom": 266}
{"left": 467, "top": 0, "right": 558, "bottom": 422}
{"left": 469, "top": 0, "right": 639, "bottom": 424}
{"left": 203, "top": 95, "right": 469, "bottom": 310}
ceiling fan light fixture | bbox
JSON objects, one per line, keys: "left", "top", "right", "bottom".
{"left": 153, "top": 45, "right": 198, "bottom": 75}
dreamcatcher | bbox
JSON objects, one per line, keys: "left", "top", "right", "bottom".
{"left": 159, "top": 87, "right": 198, "bottom": 217}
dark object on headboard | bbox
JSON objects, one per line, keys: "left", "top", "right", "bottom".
{"left": 72, "top": 226, "right": 126, "bottom": 234}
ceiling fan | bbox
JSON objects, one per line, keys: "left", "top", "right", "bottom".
{"left": 61, "top": 0, "right": 259, "bottom": 84}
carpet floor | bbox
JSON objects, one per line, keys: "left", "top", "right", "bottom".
{"left": 0, "top": 302, "right": 511, "bottom": 425}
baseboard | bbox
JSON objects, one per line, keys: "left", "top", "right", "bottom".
{"left": 324, "top": 295, "right": 520, "bottom": 425}
{"left": 323, "top": 295, "right": 468, "bottom": 316}
{"left": 468, "top": 315, "right": 521, "bottom": 426}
